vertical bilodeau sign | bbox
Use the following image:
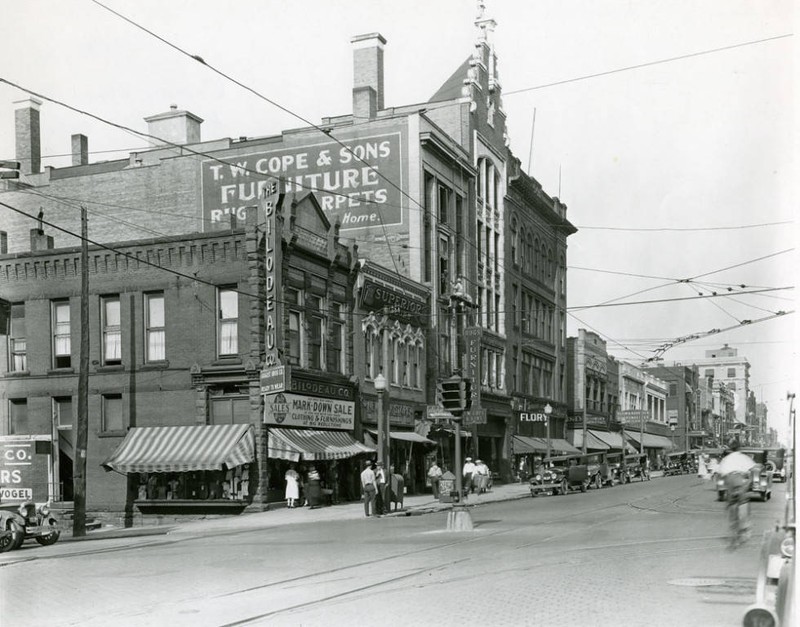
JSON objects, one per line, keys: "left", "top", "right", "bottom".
{"left": 264, "top": 180, "right": 284, "bottom": 369}
{"left": 464, "top": 326, "right": 482, "bottom": 408}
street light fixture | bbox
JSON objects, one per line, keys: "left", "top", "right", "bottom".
{"left": 374, "top": 373, "right": 389, "bottom": 471}
{"left": 544, "top": 403, "right": 553, "bottom": 460}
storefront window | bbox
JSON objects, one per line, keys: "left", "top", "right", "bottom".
{"left": 136, "top": 465, "right": 250, "bottom": 501}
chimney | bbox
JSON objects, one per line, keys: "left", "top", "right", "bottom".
{"left": 351, "top": 33, "right": 386, "bottom": 120}
{"left": 144, "top": 104, "right": 203, "bottom": 146}
{"left": 30, "top": 228, "right": 54, "bottom": 251}
{"left": 15, "top": 97, "right": 42, "bottom": 175}
{"left": 0, "top": 231, "right": 7, "bottom": 255}
{"left": 71, "top": 134, "right": 89, "bottom": 166}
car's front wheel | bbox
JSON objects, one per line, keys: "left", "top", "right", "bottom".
{"left": 0, "top": 522, "right": 23, "bottom": 553}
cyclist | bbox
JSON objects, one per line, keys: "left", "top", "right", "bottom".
{"left": 717, "top": 439, "right": 755, "bottom": 549}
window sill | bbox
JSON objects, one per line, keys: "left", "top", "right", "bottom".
{"left": 141, "top": 360, "right": 170, "bottom": 371}
{"left": 98, "top": 430, "right": 128, "bottom": 438}
{"left": 97, "top": 365, "right": 124, "bottom": 373}
{"left": 47, "top": 367, "right": 75, "bottom": 375}
{"left": 212, "top": 357, "right": 242, "bottom": 366}
{"left": 3, "top": 370, "right": 31, "bottom": 378}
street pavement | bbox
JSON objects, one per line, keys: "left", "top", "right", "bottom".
{"left": 0, "top": 473, "right": 789, "bottom": 627}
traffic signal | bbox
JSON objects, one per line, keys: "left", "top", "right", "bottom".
{"left": 436, "top": 376, "right": 470, "bottom": 413}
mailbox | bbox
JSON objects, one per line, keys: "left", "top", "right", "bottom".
{"left": 438, "top": 471, "right": 455, "bottom": 503}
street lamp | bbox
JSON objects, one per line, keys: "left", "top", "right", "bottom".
{"left": 374, "top": 373, "right": 389, "bottom": 473}
{"left": 544, "top": 403, "right": 553, "bottom": 460}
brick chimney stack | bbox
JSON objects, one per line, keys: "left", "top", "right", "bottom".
{"left": 15, "top": 97, "right": 42, "bottom": 175}
{"left": 71, "top": 134, "right": 89, "bottom": 166}
{"left": 351, "top": 33, "right": 386, "bottom": 120}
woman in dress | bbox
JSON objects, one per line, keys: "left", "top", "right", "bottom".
{"left": 285, "top": 464, "right": 300, "bottom": 508}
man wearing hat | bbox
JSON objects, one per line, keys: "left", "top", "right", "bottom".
{"left": 360, "top": 460, "right": 377, "bottom": 517}
{"left": 462, "top": 457, "right": 476, "bottom": 495}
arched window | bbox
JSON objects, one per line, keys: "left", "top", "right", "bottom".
{"left": 510, "top": 217, "right": 518, "bottom": 266}
{"left": 533, "top": 238, "right": 539, "bottom": 277}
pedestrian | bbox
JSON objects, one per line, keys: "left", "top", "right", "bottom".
{"left": 284, "top": 464, "right": 300, "bottom": 508}
{"left": 427, "top": 461, "right": 443, "bottom": 498}
{"left": 375, "top": 461, "right": 388, "bottom": 514}
{"left": 306, "top": 466, "right": 322, "bottom": 509}
{"left": 360, "top": 459, "right": 377, "bottom": 517}
{"left": 475, "top": 459, "right": 490, "bottom": 493}
{"left": 462, "top": 457, "right": 476, "bottom": 494}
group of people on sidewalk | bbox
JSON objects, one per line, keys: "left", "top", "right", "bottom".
{"left": 283, "top": 464, "right": 324, "bottom": 509}
{"left": 425, "top": 457, "right": 492, "bottom": 500}
{"left": 359, "top": 459, "right": 400, "bottom": 517}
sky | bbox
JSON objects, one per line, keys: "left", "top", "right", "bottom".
{"left": 0, "top": 0, "right": 796, "bottom": 442}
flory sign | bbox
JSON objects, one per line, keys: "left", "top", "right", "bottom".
{"left": 264, "top": 180, "right": 285, "bottom": 369}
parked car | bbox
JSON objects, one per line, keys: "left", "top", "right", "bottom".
{"left": 601, "top": 452, "right": 625, "bottom": 486}
{"left": 621, "top": 454, "right": 651, "bottom": 482}
{"left": 663, "top": 452, "right": 687, "bottom": 476}
{"left": 715, "top": 449, "right": 774, "bottom": 502}
{"left": 529, "top": 458, "right": 569, "bottom": 497}
{"left": 0, "top": 500, "right": 60, "bottom": 552}
{"left": 765, "top": 448, "right": 787, "bottom": 483}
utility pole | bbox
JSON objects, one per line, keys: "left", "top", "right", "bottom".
{"left": 73, "top": 207, "right": 89, "bottom": 537}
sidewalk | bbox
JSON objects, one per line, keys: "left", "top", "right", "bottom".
{"left": 63, "top": 481, "right": 534, "bottom": 542}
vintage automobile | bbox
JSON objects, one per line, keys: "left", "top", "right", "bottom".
{"left": 765, "top": 448, "right": 787, "bottom": 483}
{"left": 743, "top": 491, "right": 795, "bottom": 627}
{"left": 715, "top": 449, "right": 774, "bottom": 502}
{"left": 530, "top": 454, "right": 601, "bottom": 495}
{"left": 529, "top": 458, "right": 569, "bottom": 497}
{"left": 620, "top": 454, "right": 651, "bottom": 483}
{"left": 663, "top": 452, "right": 689, "bottom": 476}
{"left": 0, "top": 500, "right": 60, "bottom": 552}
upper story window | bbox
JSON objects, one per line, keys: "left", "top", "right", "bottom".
{"left": 704, "top": 369, "right": 714, "bottom": 378}
{"left": 218, "top": 288, "right": 238, "bottom": 357}
{"left": 306, "top": 295, "right": 324, "bottom": 371}
{"left": 101, "top": 394, "right": 124, "bottom": 432}
{"left": 327, "top": 303, "right": 345, "bottom": 375}
{"left": 286, "top": 288, "right": 302, "bottom": 367}
{"left": 8, "top": 399, "right": 29, "bottom": 435}
{"left": 510, "top": 218, "right": 518, "bottom": 266}
{"left": 438, "top": 184, "right": 450, "bottom": 225}
{"left": 52, "top": 300, "right": 71, "bottom": 369}
{"left": 8, "top": 303, "right": 26, "bottom": 372}
{"left": 102, "top": 296, "right": 121, "bottom": 366}
{"left": 727, "top": 368, "right": 736, "bottom": 378}
{"left": 145, "top": 292, "right": 165, "bottom": 362}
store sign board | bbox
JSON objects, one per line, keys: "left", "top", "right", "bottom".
{"left": 618, "top": 410, "right": 648, "bottom": 426}
{"left": 201, "top": 130, "right": 405, "bottom": 231}
{"left": 289, "top": 377, "right": 354, "bottom": 401}
{"left": 464, "top": 326, "right": 482, "bottom": 409}
{"left": 360, "top": 279, "right": 428, "bottom": 325}
{"left": 462, "top": 408, "right": 487, "bottom": 425}
{"left": 427, "top": 405, "right": 455, "bottom": 422}
{"left": 519, "top": 412, "right": 548, "bottom": 423}
{"left": 260, "top": 365, "right": 288, "bottom": 395}
{"left": 264, "top": 180, "right": 284, "bottom": 369}
{"left": 0, "top": 435, "right": 51, "bottom": 502}
{"left": 264, "top": 392, "right": 355, "bottom": 430}
{"left": 361, "top": 397, "right": 416, "bottom": 427}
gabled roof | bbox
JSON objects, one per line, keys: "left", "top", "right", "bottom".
{"left": 429, "top": 56, "right": 471, "bottom": 103}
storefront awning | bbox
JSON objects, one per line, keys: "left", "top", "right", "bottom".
{"left": 102, "top": 424, "right": 255, "bottom": 474}
{"left": 624, "top": 430, "right": 675, "bottom": 451}
{"left": 591, "top": 430, "right": 637, "bottom": 453}
{"left": 367, "top": 430, "right": 436, "bottom": 445}
{"left": 571, "top": 430, "right": 610, "bottom": 451}
{"left": 268, "top": 428, "right": 375, "bottom": 462}
{"left": 549, "top": 438, "right": 582, "bottom": 455}
{"left": 512, "top": 435, "right": 548, "bottom": 454}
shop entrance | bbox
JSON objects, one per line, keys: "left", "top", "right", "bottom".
{"left": 53, "top": 397, "right": 74, "bottom": 501}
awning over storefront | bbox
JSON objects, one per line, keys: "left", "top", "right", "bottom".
{"left": 591, "top": 430, "right": 637, "bottom": 453}
{"left": 571, "top": 430, "right": 611, "bottom": 451}
{"left": 512, "top": 435, "right": 548, "bottom": 454}
{"left": 624, "top": 430, "right": 675, "bottom": 451}
{"left": 102, "top": 424, "right": 255, "bottom": 474}
{"left": 268, "top": 428, "right": 375, "bottom": 462}
{"left": 367, "top": 430, "right": 436, "bottom": 445}
{"left": 549, "top": 438, "right": 582, "bottom": 455}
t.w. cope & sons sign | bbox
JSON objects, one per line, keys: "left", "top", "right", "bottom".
{"left": 201, "top": 130, "right": 404, "bottom": 231}
{"left": 264, "top": 393, "right": 355, "bottom": 430}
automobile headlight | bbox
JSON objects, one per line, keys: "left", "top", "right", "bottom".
{"left": 780, "top": 534, "right": 794, "bottom": 558}
{"left": 535, "top": 474, "right": 542, "bottom": 481}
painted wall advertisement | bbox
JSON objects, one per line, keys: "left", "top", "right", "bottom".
{"left": 0, "top": 435, "right": 51, "bottom": 502}
{"left": 201, "top": 130, "right": 405, "bottom": 231}
{"left": 264, "top": 392, "right": 355, "bottom": 430}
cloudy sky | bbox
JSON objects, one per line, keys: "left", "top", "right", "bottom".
{"left": 1, "top": 1, "right": 795, "bottom": 440}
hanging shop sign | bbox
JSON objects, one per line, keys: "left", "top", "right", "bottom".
{"left": 464, "top": 326, "right": 482, "bottom": 410}
{"left": 289, "top": 376, "right": 354, "bottom": 401}
{"left": 0, "top": 435, "right": 51, "bottom": 502}
{"left": 462, "top": 408, "right": 487, "bottom": 425}
{"left": 201, "top": 129, "right": 405, "bottom": 231}
{"left": 361, "top": 397, "right": 417, "bottom": 427}
{"left": 264, "top": 180, "right": 285, "bottom": 370}
{"left": 360, "top": 279, "right": 428, "bottom": 326}
{"left": 260, "top": 365, "right": 289, "bottom": 395}
{"left": 264, "top": 392, "right": 355, "bottom": 430}
{"left": 618, "top": 410, "right": 649, "bottom": 426}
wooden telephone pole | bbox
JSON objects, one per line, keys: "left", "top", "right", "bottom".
{"left": 73, "top": 207, "right": 89, "bottom": 536}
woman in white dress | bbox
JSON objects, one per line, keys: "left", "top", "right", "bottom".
{"left": 285, "top": 464, "right": 300, "bottom": 508}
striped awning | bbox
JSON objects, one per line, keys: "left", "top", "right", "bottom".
{"left": 591, "top": 430, "right": 638, "bottom": 453}
{"left": 101, "top": 424, "right": 255, "bottom": 474}
{"left": 571, "top": 430, "right": 611, "bottom": 451}
{"left": 268, "top": 428, "right": 375, "bottom": 462}
{"left": 367, "top": 430, "right": 436, "bottom": 445}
